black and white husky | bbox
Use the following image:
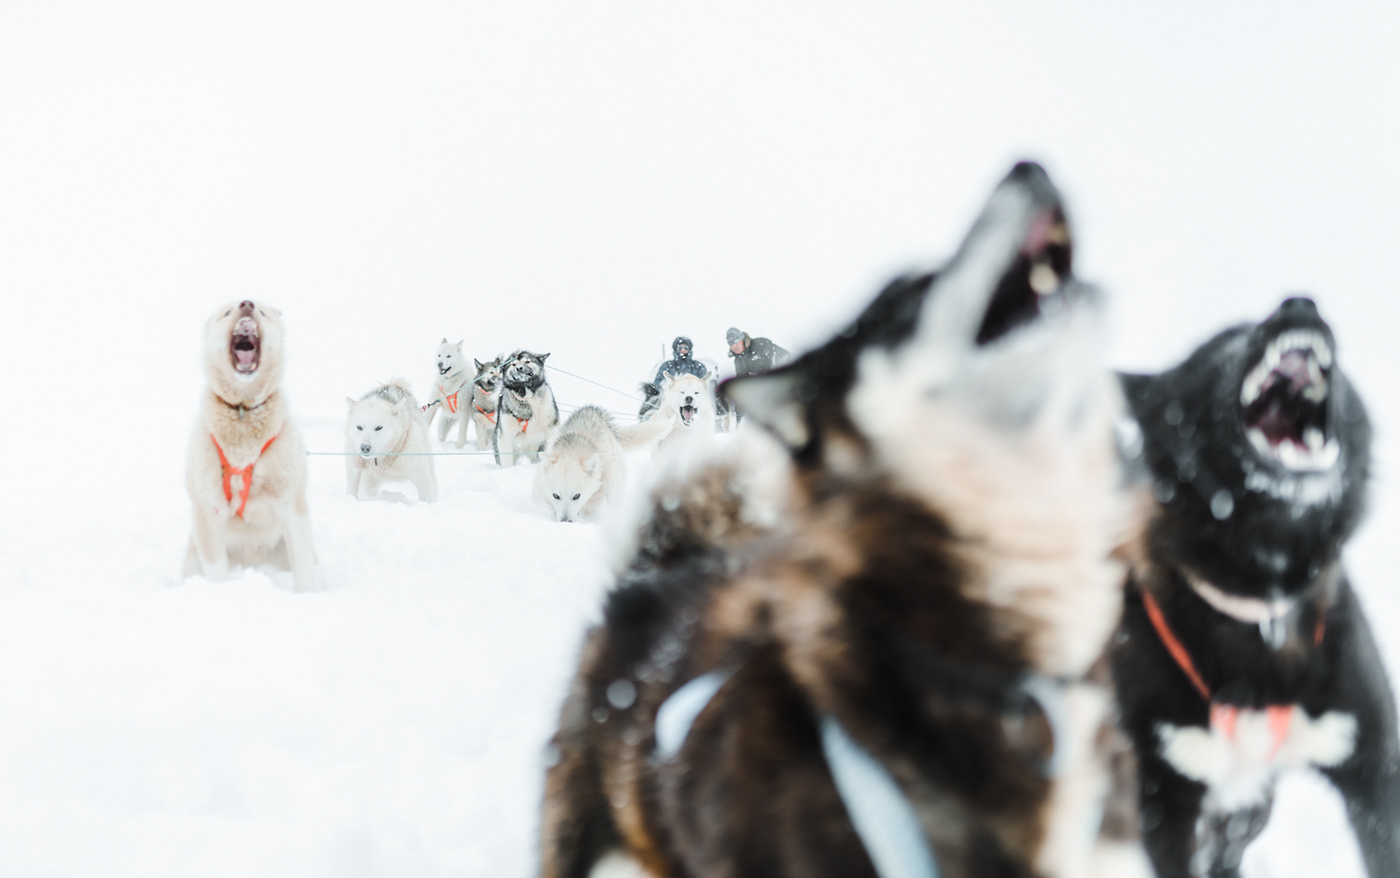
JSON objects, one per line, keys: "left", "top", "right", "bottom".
{"left": 540, "top": 163, "right": 1150, "bottom": 878}
{"left": 494, "top": 350, "right": 559, "bottom": 467}
{"left": 1113, "top": 297, "right": 1400, "bottom": 877}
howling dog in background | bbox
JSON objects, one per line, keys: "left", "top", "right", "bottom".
{"left": 494, "top": 350, "right": 559, "bottom": 467}
{"left": 425, "top": 338, "right": 472, "bottom": 448}
{"left": 345, "top": 379, "right": 437, "bottom": 503}
{"left": 540, "top": 164, "right": 1151, "bottom": 878}
{"left": 1113, "top": 297, "right": 1400, "bottom": 878}
{"left": 183, "top": 300, "right": 318, "bottom": 592}
{"left": 649, "top": 371, "right": 716, "bottom": 456}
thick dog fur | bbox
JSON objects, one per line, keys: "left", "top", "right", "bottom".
{"left": 471, "top": 356, "right": 505, "bottom": 452}
{"left": 344, "top": 379, "right": 438, "bottom": 503}
{"left": 534, "top": 406, "right": 675, "bottom": 523}
{"left": 1112, "top": 297, "right": 1400, "bottom": 878}
{"left": 540, "top": 163, "right": 1151, "bottom": 878}
{"left": 648, "top": 372, "right": 716, "bottom": 456}
{"left": 426, "top": 339, "right": 473, "bottom": 448}
{"left": 495, "top": 350, "right": 560, "bottom": 467}
{"left": 182, "top": 300, "right": 318, "bottom": 592}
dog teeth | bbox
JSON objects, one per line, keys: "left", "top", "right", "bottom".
{"left": 1304, "top": 428, "right": 1325, "bottom": 451}
{"left": 1240, "top": 329, "right": 1333, "bottom": 405}
{"left": 1249, "top": 426, "right": 1340, "bottom": 472}
{"left": 1028, "top": 262, "right": 1059, "bottom": 296}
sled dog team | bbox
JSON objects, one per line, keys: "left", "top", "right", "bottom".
{"left": 183, "top": 163, "right": 1400, "bottom": 878}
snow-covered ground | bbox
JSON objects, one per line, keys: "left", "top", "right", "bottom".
{"left": 4, "top": 2, "right": 1400, "bottom": 875}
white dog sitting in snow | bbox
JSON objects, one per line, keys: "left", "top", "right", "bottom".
{"left": 182, "top": 300, "right": 317, "bottom": 591}
{"left": 345, "top": 379, "right": 438, "bottom": 503}
{"left": 534, "top": 405, "right": 674, "bottom": 522}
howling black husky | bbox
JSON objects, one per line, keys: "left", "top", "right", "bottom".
{"left": 540, "top": 163, "right": 1151, "bottom": 878}
{"left": 1113, "top": 297, "right": 1400, "bottom": 877}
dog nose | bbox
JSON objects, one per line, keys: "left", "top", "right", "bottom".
{"left": 685, "top": 396, "right": 693, "bottom": 404}
{"left": 1278, "top": 297, "right": 1318, "bottom": 318}
{"left": 360, "top": 443, "right": 371, "bottom": 454}
{"left": 239, "top": 300, "right": 255, "bottom": 314}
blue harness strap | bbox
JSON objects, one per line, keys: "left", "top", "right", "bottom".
{"left": 820, "top": 717, "right": 942, "bottom": 878}
{"left": 652, "top": 671, "right": 942, "bottom": 878}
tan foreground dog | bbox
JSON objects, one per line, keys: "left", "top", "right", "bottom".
{"left": 181, "top": 300, "right": 317, "bottom": 592}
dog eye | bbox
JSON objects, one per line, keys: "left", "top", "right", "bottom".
{"left": 572, "top": 493, "right": 581, "bottom": 500}
{"left": 375, "top": 426, "right": 383, "bottom": 431}
{"left": 223, "top": 310, "right": 231, "bottom": 317}
{"left": 552, "top": 493, "right": 560, "bottom": 500}
{"left": 357, "top": 426, "right": 363, "bottom": 431}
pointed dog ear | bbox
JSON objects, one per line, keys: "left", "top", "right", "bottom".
{"left": 474, "top": 358, "right": 485, "bottom": 372}
{"left": 441, "top": 337, "right": 449, "bottom": 345}
{"left": 537, "top": 352, "right": 550, "bottom": 363}
{"left": 584, "top": 453, "right": 600, "bottom": 474}
{"left": 722, "top": 367, "right": 809, "bottom": 449}
{"left": 346, "top": 397, "right": 356, "bottom": 409}
{"left": 456, "top": 339, "right": 464, "bottom": 348}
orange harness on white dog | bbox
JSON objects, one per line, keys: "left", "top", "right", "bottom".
{"left": 211, "top": 434, "right": 278, "bottom": 519}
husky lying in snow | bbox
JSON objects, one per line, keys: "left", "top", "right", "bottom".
{"left": 345, "top": 379, "right": 438, "bottom": 503}
{"left": 541, "top": 164, "right": 1151, "bottom": 878}
{"left": 426, "top": 338, "right": 472, "bottom": 448}
{"left": 495, "top": 350, "right": 559, "bottom": 467}
{"left": 534, "top": 406, "right": 674, "bottom": 523}
{"left": 182, "top": 300, "right": 318, "bottom": 592}
{"left": 648, "top": 371, "right": 716, "bottom": 455}
{"left": 470, "top": 356, "right": 504, "bottom": 451}
{"left": 1112, "top": 297, "right": 1400, "bottom": 878}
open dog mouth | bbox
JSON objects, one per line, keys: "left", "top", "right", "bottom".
{"left": 230, "top": 318, "right": 261, "bottom": 373}
{"left": 975, "top": 208, "right": 1073, "bottom": 346}
{"left": 679, "top": 404, "right": 697, "bottom": 426}
{"left": 1240, "top": 329, "right": 1338, "bottom": 471}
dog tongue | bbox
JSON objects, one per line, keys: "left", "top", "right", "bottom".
{"left": 235, "top": 347, "right": 258, "bottom": 370}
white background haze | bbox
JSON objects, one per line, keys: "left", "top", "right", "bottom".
{"left": 1, "top": 2, "right": 1398, "bottom": 875}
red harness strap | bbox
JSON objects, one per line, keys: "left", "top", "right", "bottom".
{"left": 438, "top": 384, "right": 460, "bottom": 414}
{"left": 211, "top": 434, "right": 278, "bottom": 519}
{"left": 1140, "top": 586, "right": 1327, "bottom": 757}
{"left": 475, "top": 404, "right": 496, "bottom": 424}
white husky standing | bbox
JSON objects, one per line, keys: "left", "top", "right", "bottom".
{"left": 183, "top": 299, "right": 318, "bottom": 592}
{"left": 425, "top": 339, "right": 472, "bottom": 448}
{"left": 534, "top": 406, "right": 674, "bottom": 522}
{"left": 494, "top": 350, "right": 560, "bottom": 467}
{"left": 651, "top": 370, "right": 717, "bottom": 455}
{"left": 345, "top": 379, "right": 438, "bottom": 503}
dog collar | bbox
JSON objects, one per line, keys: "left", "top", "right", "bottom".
{"left": 1185, "top": 573, "right": 1294, "bottom": 624}
{"left": 213, "top": 391, "right": 272, "bottom": 420}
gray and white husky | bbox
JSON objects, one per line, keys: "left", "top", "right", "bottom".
{"left": 345, "top": 379, "right": 438, "bottom": 503}
{"left": 470, "top": 356, "right": 504, "bottom": 452}
{"left": 425, "top": 338, "right": 472, "bottom": 448}
{"left": 494, "top": 350, "right": 559, "bottom": 467}
{"left": 534, "top": 405, "right": 675, "bottom": 522}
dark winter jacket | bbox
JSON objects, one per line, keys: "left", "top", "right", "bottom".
{"left": 729, "top": 333, "right": 788, "bottom": 378}
{"left": 651, "top": 336, "right": 709, "bottom": 387}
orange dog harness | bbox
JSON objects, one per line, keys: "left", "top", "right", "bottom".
{"left": 1140, "top": 587, "right": 1325, "bottom": 758}
{"left": 475, "top": 403, "right": 496, "bottom": 424}
{"left": 211, "top": 434, "right": 278, "bottom": 519}
{"left": 438, "top": 384, "right": 461, "bottom": 414}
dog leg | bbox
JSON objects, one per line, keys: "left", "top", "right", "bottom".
{"left": 346, "top": 463, "right": 362, "bottom": 498}
{"left": 190, "top": 506, "right": 231, "bottom": 582}
{"left": 435, "top": 408, "right": 449, "bottom": 442}
{"left": 1135, "top": 748, "right": 1208, "bottom": 878}
{"left": 286, "top": 497, "right": 318, "bottom": 593}
{"left": 1317, "top": 585, "right": 1400, "bottom": 877}
{"left": 416, "top": 462, "right": 438, "bottom": 504}
{"left": 455, "top": 412, "right": 469, "bottom": 449}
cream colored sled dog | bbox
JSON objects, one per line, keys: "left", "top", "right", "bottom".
{"left": 425, "top": 339, "right": 472, "bottom": 448}
{"left": 650, "top": 370, "right": 716, "bottom": 455}
{"left": 182, "top": 300, "right": 317, "bottom": 592}
{"left": 345, "top": 379, "right": 438, "bottom": 503}
{"left": 533, "top": 405, "right": 674, "bottom": 522}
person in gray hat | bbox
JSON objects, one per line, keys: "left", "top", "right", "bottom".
{"left": 726, "top": 328, "right": 788, "bottom": 378}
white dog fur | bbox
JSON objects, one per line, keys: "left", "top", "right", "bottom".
{"left": 534, "top": 406, "right": 674, "bottom": 522}
{"left": 345, "top": 379, "right": 438, "bottom": 503}
{"left": 425, "top": 338, "right": 472, "bottom": 448}
{"left": 182, "top": 300, "right": 317, "bottom": 592}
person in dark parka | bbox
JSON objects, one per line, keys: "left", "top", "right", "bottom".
{"left": 726, "top": 328, "right": 788, "bottom": 378}
{"left": 639, "top": 336, "right": 710, "bottom": 417}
